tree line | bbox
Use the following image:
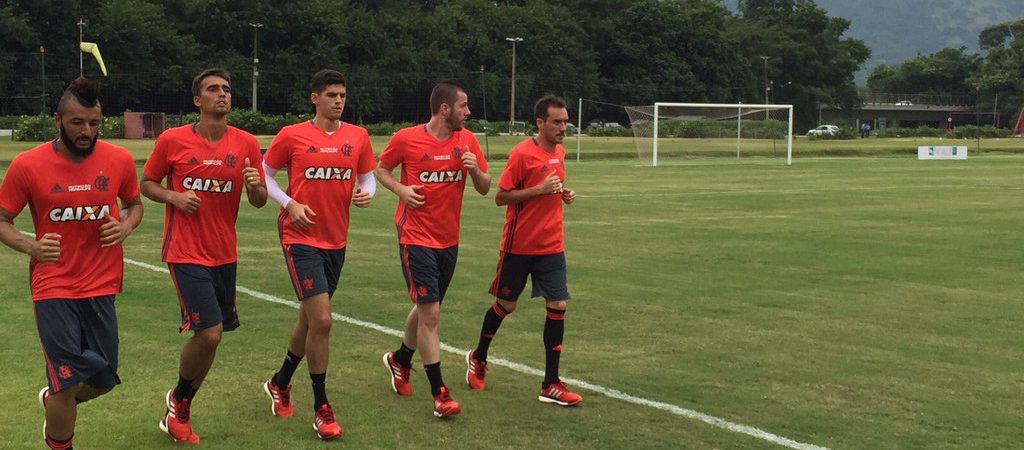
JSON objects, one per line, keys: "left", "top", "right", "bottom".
{"left": 1, "top": 0, "right": 869, "bottom": 128}
{"left": 866, "top": 18, "right": 1024, "bottom": 125}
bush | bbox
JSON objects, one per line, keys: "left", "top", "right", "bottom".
{"left": 0, "top": 116, "right": 21, "bottom": 129}
{"left": 102, "top": 116, "right": 123, "bottom": 138}
{"left": 14, "top": 114, "right": 56, "bottom": 141}
{"left": 363, "top": 121, "right": 416, "bottom": 136}
{"left": 948, "top": 125, "right": 1011, "bottom": 139}
{"left": 585, "top": 125, "right": 633, "bottom": 137}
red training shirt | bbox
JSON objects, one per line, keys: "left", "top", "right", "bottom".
{"left": 143, "top": 124, "right": 264, "bottom": 265}
{"left": 379, "top": 125, "right": 488, "bottom": 249}
{"left": 264, "top": 121, "right": 376, "bottom": 249}
{"left": 0, "top": 140, "right": 139, "bottom": 301}
{"left": 497, "top": 138, "right": 566, "bottom": 255}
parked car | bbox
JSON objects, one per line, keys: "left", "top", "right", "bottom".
{"left": 807, "top": 125, "right": 840, "bottom": 136}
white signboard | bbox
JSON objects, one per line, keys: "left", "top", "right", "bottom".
{"left": 918, "top": 146, "right": 967, "bottom": 160}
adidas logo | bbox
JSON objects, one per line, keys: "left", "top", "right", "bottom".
{"left": 420, "top": 154, "right": 430, "bottom": 161}
{"left": 50, "top": 184, "right": 64, "bottom": 194}
{"left": 307, "top": 146, "right": 318, "bottom": 153}
{"left": 187, "top": 157, "right": 199, "bottom": 165}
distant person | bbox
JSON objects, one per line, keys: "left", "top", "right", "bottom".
{"left": 860, "top": 122, "right": 871, "bottom": 138}
{"left": 0, "top": 77, "right": 143, "bottom": 450}
{"left": 141, "top": 68, "right": 267, "bottom": 444}
{"left": 377, "top": 80, "right": 491, "bottom": 418}
{"left": 260, "top": 69, "right": 376, "bottom": 440}
{"left": 465, "top": 95, "right": 583, "bottom": 407}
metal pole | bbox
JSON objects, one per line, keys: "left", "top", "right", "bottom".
{"left": 576, "top": 97, "right": 582, "bottom": 163}
{"left": 250, "top": 23, "right": 263, "bottom": 112}
{"left": 760, "top": 56, "right": 769, "bottom": 119}
{"left": 40, "top": 46, "right": 45, "bottom": 114}
{"left": 506, "top": 37, "right": 522, "bottom": 134}
{"left": 480, "top": 65, "right": 489, "bottom": 159}
{"left": 78, "top": 18, "right": 85, "bottom": 76}
{"left": 737, "top": 106, "right": 742, "bottom": 159}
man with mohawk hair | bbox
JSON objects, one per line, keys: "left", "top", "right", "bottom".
{"left": 0, "top": 77, "right": 144, "bottom": 450}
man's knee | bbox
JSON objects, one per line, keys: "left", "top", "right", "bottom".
{"left": 193, "top": 324, "right": 223, "bottom": 348}
{"left": 496, "top": 298, "right": 517, "bottom": 314}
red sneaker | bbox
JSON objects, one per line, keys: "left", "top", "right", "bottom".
{"left": 465, "top": 349, "right": 487, "bottom": 391}
{"left": 539, "top": 380, "right": 583, "bottom": 407}
{"left": 382, "top": 352, "right": 413, "bottom": 396}
{"left": 313, "top": 404, "right": 343, "bottom": 440}
{"left": 159, "top": 389, "right": 200, "bottom": 444}
{"left": 432, "top": 387, "right": 461, "bottom": 418}
{"left": 263, "top": 379, "right": 294, "bottom": 417}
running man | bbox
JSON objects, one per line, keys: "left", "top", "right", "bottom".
{"left": 377, "top": 80, "right": 491, "bottom": 418}
{"left": 0, "top": 77, "right": 143, "bottom": 450}
{"left": 260, "top": 69, "right": 376, "bottom": 440}
{"left": 141, "top": 68, "right": 267, "bottom": 444}
{"left": 466, "top": 95, "right": 583, "bottom": 407}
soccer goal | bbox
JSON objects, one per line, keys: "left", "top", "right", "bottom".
{"left": 624, "top": 103, "right": 794, "bottom": 166}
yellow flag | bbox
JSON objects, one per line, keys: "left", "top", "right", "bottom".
{"left": 79, "top": 42, "right": 108, "bottom": 76}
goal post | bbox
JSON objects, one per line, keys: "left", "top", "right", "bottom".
{"left": 625, "top": 102, "right": 794, "bottom": 166}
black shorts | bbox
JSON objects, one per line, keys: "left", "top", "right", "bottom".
{"left": 169, "top": 263, "right": 239, "bottom": 332}
{"left": 34, "top": 296, "right": 120, "bottom": 393}
{"left": 282, "top": 244, "right": 346, "bottom": 300}
{"left": 488, "top": 252, "right": 570, "bottom": 302}
{"left": 399, "top": 244, "right": 458, "bottom": 304}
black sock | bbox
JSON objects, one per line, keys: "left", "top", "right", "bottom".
{"left": 394, "top": 342, "right": 415, "bottom": 367}
{"left": 424, "top": 362, "right": 444, "bottom": 396}
{"left": 173, "top": 374, "right": 196, "bottom": 401}
{"left": 542, "top": 307, "right": 566, "bottom": 388}
{"left": 474, "top": 301, "right": 510, "bottom": 362}
{"left": 310, "top": 372, "right": 328, "bottom": 411}
{"left": 45, "top": 433, "right": 73, "bottom": 450}
{"left": 273, "top": 350, "right": 303, "bottom": 388}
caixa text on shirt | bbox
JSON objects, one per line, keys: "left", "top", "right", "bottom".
{"left": 419, "top": 170, "right": 464, "bottom": 183}
{"left": 183, "top": 177, "right": 233, "bottom": 193}
{"left": 305, "top": 167, "right": 353, "bottom": 180}
{"left": 49, "top": 204, "right": 111, "bottom": 222}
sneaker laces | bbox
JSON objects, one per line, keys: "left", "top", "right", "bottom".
{"left": 316, "top": 406, "right": 336, "bottom": 424}
{"left": 175, "top": 398, "right": 191, "bottom": 422}
{"left": 278, "top": 385, "right": 291, "bottom": 406}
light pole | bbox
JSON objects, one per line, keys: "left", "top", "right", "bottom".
{"left": 478, "top": 65, "right": 490, "bottom": 158}
{"left": 506, "top": 37, "right": 523, "bottom": 134}
{"left": 77, "top": 18, "right": 86, "bottom": 76}
{"left": 39, "top": 45, "right": 45, "bottom": 114}
{"left": 760, "top": 56, "right": 769, "bottom": 119}
{"left": 250, "top": 22, "right": 263, "bottom": 112}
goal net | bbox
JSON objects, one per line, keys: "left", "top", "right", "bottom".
{"left": 624, "top": 103, "right": 794, "bottom": 166}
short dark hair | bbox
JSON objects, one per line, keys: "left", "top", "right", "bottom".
{"left": 534, "top": 95, "right": 567, "bottom": 121}
{"left": 310, "top": 69, "right": 346, "bottom": 94}
{"left": 429, "top": 79, "right": 466, "bottom": 114}
{"left": 56, "top": 77, "right": 100, "bottom": 114}
{"left": 191, "top": 68, "right": 231, "bottom": 97}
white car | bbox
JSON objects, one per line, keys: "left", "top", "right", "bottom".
{"left": 807, "top": 125, "right": 840, "bottom": 136}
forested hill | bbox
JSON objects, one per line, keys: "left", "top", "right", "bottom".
{"left": 732, "top": 0, "right": 1019, "bottom": 80}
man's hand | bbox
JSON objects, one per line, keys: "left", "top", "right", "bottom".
{"left": 99, "top": 214, "right": 132, "bottom": 247}
{"left": 285, "top": 201, "right": 317, "bottom": 230}
{"left": 561, "top": 188, "right": 576, "bottom": 204}
{"left": 169, "top": 190, "right": 201, "bottom": 213}
{"left": 352, "top": 187, "right": 372, "bottom": 208}
{"left": 29, "top": 233, "right": 61, "bottom": 262}
{"left": 243, "top": 157, "right": 263, "bottom": 190}
{"left": 461, "top": 151, "right": 480, "bottom": 174}
{"left": 535, "top": 173, "right": 563, "bottom": 195}
{"left": 397, "top": 184, "right": 426, "bottom": 209}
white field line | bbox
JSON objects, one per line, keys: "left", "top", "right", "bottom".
{"left": 16, "top": 231, "right": 826, "bottom": 449}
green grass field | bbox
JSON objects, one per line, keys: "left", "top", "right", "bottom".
{"left": 0, "top": 137, "right": 1022, "bottom": 449}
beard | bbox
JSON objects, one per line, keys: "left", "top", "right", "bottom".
{"left": 446, "top": 114, "right": 465, "bottom": 131}
{"left": 59, "top": 124, "right": 98, "bottom": 157}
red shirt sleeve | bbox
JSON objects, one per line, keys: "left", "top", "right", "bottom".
{"left": 357, "top": 131, "right": 376, "bottom": 174}
{"left": 498, "top": 150, "right": 522, "bottom": 192}
{"left": 143, "top": 135, "right": 170, "bottom": 181}
{"left": 0, "top": 156, "right": 28, "bottom": 216}
{"left": 468, "top": 133, "right": 489, "bottom": 173}
{"left": 263, "top": 129, "right": 290, "bottom": 171}
{"left": 379, "top": 132, "right": 404, "bottom": 169}
{"left": 119, "top": 153, "right": 141, "bottom": 201}
{"left": 248, "top": 138, "right": 266, "bottom": 179}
